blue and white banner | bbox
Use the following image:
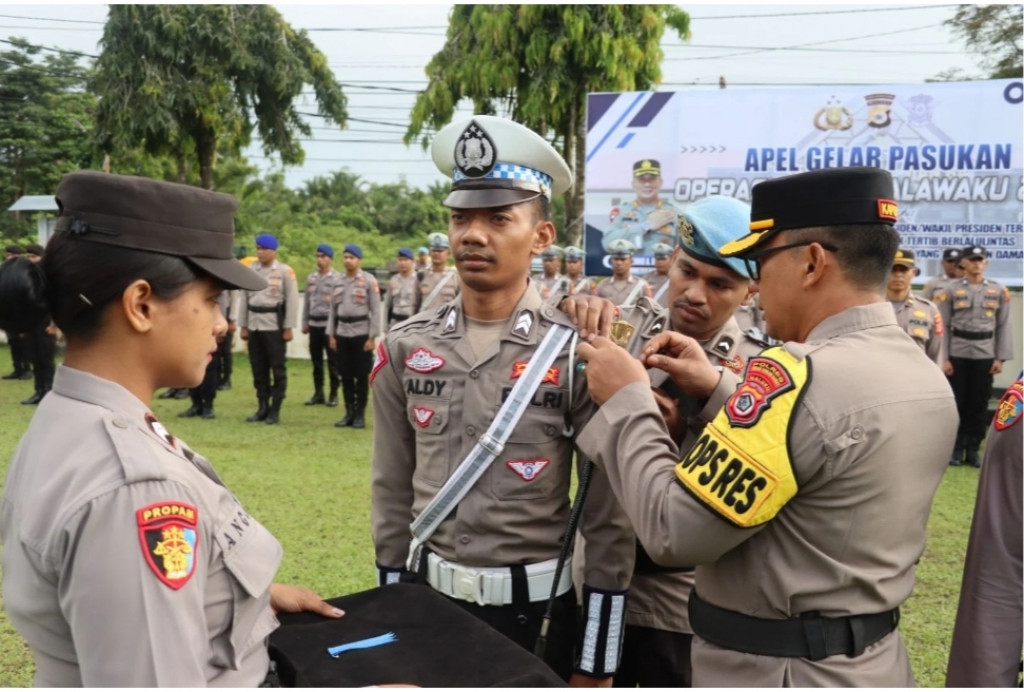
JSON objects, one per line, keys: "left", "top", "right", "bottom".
{"left": 584, "top": 80, "right": 1023, "bottom": 286}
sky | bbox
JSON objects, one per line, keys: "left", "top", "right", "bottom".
{"left": 0, "top": 2, "right": 992, "bottom": 191}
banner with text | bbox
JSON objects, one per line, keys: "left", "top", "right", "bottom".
{"left": 584, "top": 80, "right": 1023, "bottom": 286}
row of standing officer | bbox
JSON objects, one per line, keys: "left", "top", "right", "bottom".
{"left": 1, "top": 243, "right": 57, "bottom": 405}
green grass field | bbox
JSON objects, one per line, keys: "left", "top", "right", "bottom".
{"left": 0, "top": 346, "right": 979, "bottom": 686}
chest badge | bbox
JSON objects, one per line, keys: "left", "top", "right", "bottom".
{"left": 406, "top": 347, "right": 445, "bottom": 373}
{"left": 412, "top": 406, "right": 435, "bottom": 428}
{"left": 511, "top": 361, "right": 560, "bottom": 386}
{"left": 507, "top": 458, "right": 550, "bottom": 481}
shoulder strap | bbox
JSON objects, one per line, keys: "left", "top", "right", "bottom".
{"left": 652, "top": 279, "right": 670, "bottom": 304}
{"left": 423, "top": 270, "right": 453, "bottom": 307}
{"left": 406, "top": 323, "right": 574, "bottom": 570}
{"left": 622, "top": 278, "right": 646, "bottom": 308}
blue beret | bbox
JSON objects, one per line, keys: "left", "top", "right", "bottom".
{"left": 343, "top": 243, "right": 363, "bottom": 259}
{"left": 679, "top": 196, "right": 753, "bottom": 279}
{"left": 255, "top": 233, "right": 278, "bottom": 250}
{"left": 417, "top": 246, "right": 429, "bottom": 255}
{"left": 398, "top": 247, "right": 414, "bottom": 259}
{"left": 316, "top": 243, "right": 334, "bottom": 258}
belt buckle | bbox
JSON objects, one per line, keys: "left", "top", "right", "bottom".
{"left": 452, "top": 566, "right": 487, "bottom": 606}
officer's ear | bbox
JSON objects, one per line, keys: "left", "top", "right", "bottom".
{"left": 121, "top": 279, "right": 157, "bottom": 334}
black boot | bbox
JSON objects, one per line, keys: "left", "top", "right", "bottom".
{"left": 200, "top": 400, "right": 215, "bottom": 420}
{"left": 172, "top": 387, "right": 190, "bottom": 399}
{"left": 334, "top": 411, "right": 354, "bottom": 427}
{"left": 352, "top": 410, "right": 366, "bottom": 429}
{"left": 159, "top": 387, "right": 181, "bottom": 399}
{"left": 21, "top": 390, "right": 44, "bottom": 405}
{"left": 265, "top": 397, "right": 282, "bottom": 425}
{"left": 305, "top": 391, "right": 325, "bottom": 406}
{"left": 965, "top": 438, "right": 982, "bottom": 467}
{"left": 178, "top": 399, "right": 201, "bottom": 418}
{"left": 1, "top": 369, "right": 20, "bottom": 380}
{"left": 217, "top": 378, "right": 231, "bottom": 391}
{"left": 326, "top": 388, "right": 339, "bottom": 407}
{"left": 247, "top": 398, "right": 270, "bottom": 422}
{"left": 949, "top": 434, "right": 964, "bottom": 466}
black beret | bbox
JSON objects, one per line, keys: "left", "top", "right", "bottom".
{"left": 54, "top": 171, "right": 266, "bottom": 291}
{"left": 721, "top": 167, "right": 897, "bottom": 258}
{"left": 269, "top": 583, "right": 565, "bottom": 687}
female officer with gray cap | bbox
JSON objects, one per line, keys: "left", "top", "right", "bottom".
{"left": 0, "top": 172, "right": 343, "bottom": 686}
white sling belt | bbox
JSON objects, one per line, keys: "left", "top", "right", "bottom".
{"left": 652, "top": 278, "right": 670, "bottom": 305}
{"left": 621, "top": 279, "right": 646, "bottom": 308}
{"left": 422, "top": 270, "right": 454, "bottom": 308}
{"left": 406, "top": 322, "right": 574, "bottom": 571}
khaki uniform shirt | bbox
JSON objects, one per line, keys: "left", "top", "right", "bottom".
{"left": 613, "top": 302, "right": 769, "bottom": 635}
{"left": 533, "top": 273, "right": 568, "bottom": 301}
{"left": 603, "top": 199, "right": 681, "bottom": 254}
{"left": 890, "top": 295, "right": 945, "bottom": 366}
{"left": 947, "top": 376, "right": 1023, "bottom": 687}
{"left": 577, "top": 302, "right": 958, "bottom": 686}
{"left": 371, "top": 285, "right": 633, "bottom": 592}
{"left": 385, "top": 272, "right": 421, "bottom": 327}
{"left": 595, "top": 275, "right": 652, "bottom": 307}
{"left": 642, "top": 270, "right": 671, "bottom": 308}
{"left": 566, "top": 274, "right": 594, "bottom": 296}
{"left": 418, "top": 266, "right": 460, "bottom": 311}
{"left": 0, "top": 366, "right": 281, "bottom": 686}
{"left": 326, "top": 270, "right": 381, "bottom": 339}
{"left": 238, "top": 260, "right": 300, "bottom": 331}
{"left": 919, "top": 274, "right": 953, "bottom": 301}
{"left": 302, "top": 268, "right": 340, "bottom": 329}
{"left": 935, "top": 278, "right": 1013, "bottom": 360}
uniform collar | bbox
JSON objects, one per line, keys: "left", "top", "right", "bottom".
{"left": 805, "top": 302, "right": 898, "bottom": 344}
{"left": 436, "top": 279, "right": 556, "bottom": 347}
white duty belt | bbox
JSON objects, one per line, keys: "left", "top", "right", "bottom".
{"left": 406, "top": 322, "right": 574, "bottom": 571}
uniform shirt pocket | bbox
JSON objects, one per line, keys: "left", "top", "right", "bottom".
{"left": 214, "top": 512, "right": 282, "bottom": 669}
{"left": 407, "top": 396, "right": 451, "bottom": 486}
{"left": 490, "top": 400, "right": 566, "bottom": 501}
{"left": 353, "top": 287, "right": 367, "bottom": 305}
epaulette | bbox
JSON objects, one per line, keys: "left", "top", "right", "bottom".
{"left": 387, "top": 306, "right": 440, "bottom": 336}
{"left": 744, "top": 327, "right": 774, "bottom": 348}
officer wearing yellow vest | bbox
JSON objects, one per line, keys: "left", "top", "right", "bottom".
{"left": 574, "top": 167, "right": 958, "bottom": 686}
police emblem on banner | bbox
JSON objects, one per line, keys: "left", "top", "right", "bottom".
{"left": 813, "top": 97, "right": 853, "bottom": 131}
{"left": 454, "top": 120, "right": 497, "bottom": 178}
{"left": 994, "top": 380, "right": 1024, "bottom": 431}
{"left": 137, "top": 502, "right": 198, "bottom": 590}
{"left": 725, "top": 356, "right": 797, "bottom": 428}
{"left": 865, "top": 93, "right": 895, "bottom": 129}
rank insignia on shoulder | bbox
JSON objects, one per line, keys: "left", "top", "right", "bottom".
{"left": 406, "top": 347, "right": 445, "bottom": 373}
{"left": 137, "top": 502, "right": 198, "bottom": 590}
{"left": 370, "top": 341, "right": 389, "bottom": 384}
{"left": 145, "top": 413, "right": 176, "bottom": 449}
{"left": 443, "top": 307, "right": 458, "bottom": 334}
{"left": 994, "top": 380, "right": 1023, "bottom": 431}
{"left": 512, "top": 310, "right": 534, "bottom": 339}
{"left": 507, "top": 458, "right": 550, "bottom": 481}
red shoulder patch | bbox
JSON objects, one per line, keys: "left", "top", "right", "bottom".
{"left": 137, "top": 502, "right": 198, "bottom": 590}
{"left": 994, "top": 380, "right": 1024, "bottom": 431}
{"left": 725, "top": 357, "right": 795, "bottom": 428}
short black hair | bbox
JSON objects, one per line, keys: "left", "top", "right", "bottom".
{"left": 785, "top": 224, "right": 899, "bottom": 291}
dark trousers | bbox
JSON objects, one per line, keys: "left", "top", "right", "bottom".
{"left": 25, "top": 325, "right": 55, "bottom": 394}
{"left": 441, "top": 587, "right": 577, "bottom": 681}
{"left": 216, "top": 333, "right": 234, "bottom": 384}
{"left": 614, "top": 625, "right": 692, "bottom": 687}
{"left": 307, "top": 325, "right": 339, "bottom": 395}
{"left": 9, "top": 332, "right": 31, "bottom": 373}
{"left": 949, "top": 356, "right": 994, "bottom": 442}
{"left": 334, "top": 335, "right": 373, "bottom": 413}
{"left": 190, "top": 358, "right": 218, "bottom": 404}
{"left": 249, "top": 329, "right": 288, "bottom": 400}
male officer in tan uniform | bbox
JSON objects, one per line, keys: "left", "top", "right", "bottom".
{"left": 595, "top": 239, "right": 651, "bottom": 307}
{"left": 301, "top": 243, "right": 341, "bottom": 407}
{"left": 533, "top": 245, "right": 567, "bottom": 300}
{"left": 946, "top": 374, "right": 1023, "bottom": 687}
{"left": 562, "top": 194, "right": 768, "bottom": 687}
{"left": 563, "top": 246, "right": 593, "bottom": 295}
{"left": 919, "top": 246, "right": 964, "bottom": 300}
{"left": 328, "top": 243, "right": 381, "bottom": 429}
{"left": 642, "top": 242, "right": 673, "bottom": 308}
{"left": 384, "top": 247, "right": 421, "bottom": 328}
{"left": 886, "top": 248, "right": 945, "bottom": 367}
{"left": 575, "top": 167, "right": 958, "bottom": 687}
{"left": 239, "top": 233, "right": 300, "bottom": 425}
{"left": 935, "top": 244, "right": 1013, "bottom": 466}
{"left": 602, "top": 159, "right": 681, "bottom": 254}
{"left": 419, "top": 232, "right": 460, "bottom": 311}
{"left": 371, "top": 115, "right": 633, "bottom": 684}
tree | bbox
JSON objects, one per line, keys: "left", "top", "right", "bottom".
{"left": 0, "top": 38, "right": 95, "bottom": 211}
{"left": 92, "top": 5, "right": 348, "bottom": 189}
{"left": 945, "top": 4, "right": 1023, "bottom": 79}
{"left": 405, "top": 5, "right": 690, "bottom": 245}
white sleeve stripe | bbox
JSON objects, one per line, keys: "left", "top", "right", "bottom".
{"left": 580, "top": 592, "right": 604, "bottom": 673}
{"left": 604, "top": 594, "right": 626, "bottom": 672}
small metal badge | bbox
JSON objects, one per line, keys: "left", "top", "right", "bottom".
{"left": 512, "top": 310, "right": 533, "bottom": 339}
{"left": 679, "top": 218, "right": 695, "bottom": 246}
{"left": 454, "top": 120, "right": 497, "bottom": 178}
{"left": 610, "top": 321, "right": 636, "bottom": 348}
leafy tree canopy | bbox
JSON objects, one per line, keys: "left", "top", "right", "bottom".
{"left": 945, "top": 4, "right": 1023, "bottom": 79}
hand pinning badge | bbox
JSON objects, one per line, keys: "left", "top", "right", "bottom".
{"left": 576, "top": 320, "right": 635, "bottom": 373}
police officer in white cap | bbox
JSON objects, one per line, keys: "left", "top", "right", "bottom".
{"left": 534, "top": 244, "right": 567, "bottom": 300}
{"left": 596, "top": 239, "right": 652, "bottom": 307}
{"left": 419, "top": 231, "right": 460, "bottom": 311}
{"left": 563, "top": 246, "right": 593, "bottom": 296}
{"left": 371, "top": 115, "right": 633, "bottom": 684}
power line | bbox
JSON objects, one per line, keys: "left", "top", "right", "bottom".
{"left": 691, "top": 5, "right": 953, "bottom": 20}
